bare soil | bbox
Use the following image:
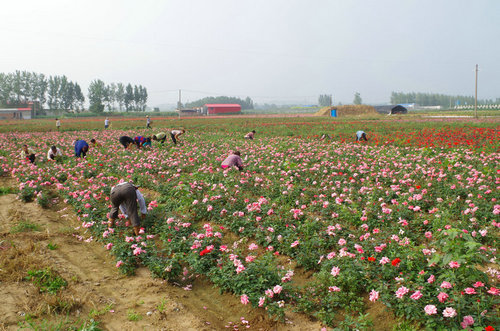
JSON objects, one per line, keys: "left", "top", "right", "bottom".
{"left": 0, "top": 177, "right": 324, "bottom": 331}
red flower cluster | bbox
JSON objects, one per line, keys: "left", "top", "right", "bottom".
{"left": 391, "top": 258, "right": 401, "bottom": 266}
{"left": 199, "top": 247, "right": 213, "bottom": 256}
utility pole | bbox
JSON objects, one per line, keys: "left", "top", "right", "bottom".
{"left": 178, "top": 89, "right": 181, "bottom": 120}
{"left": 474, "top": 64, "right": 478, "bottom": 119}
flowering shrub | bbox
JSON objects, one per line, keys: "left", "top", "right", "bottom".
{"left": 1, "top": 120, "right": 498, "bottom": 329}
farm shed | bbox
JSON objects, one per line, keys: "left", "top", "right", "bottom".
{"left": 204, "top": 104, "right": 242, "bottom": 115}
{"left": 373, "top": 105, "right": 408, "bottom": 115}
{"left": 0, "top": 107, "right": 34, "bottom": 119}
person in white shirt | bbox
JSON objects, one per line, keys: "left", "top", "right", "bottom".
{"left": 108, "top": 182, "right": 147, "bottom": 235}
{"left": 47, "top": 146, "right": 63, "bottom": 161}
{"left": 104, "top": 117, "right": 110, "bottom": 129}
{"left": 170, "top": 129, "right": 185, "bottom": 145}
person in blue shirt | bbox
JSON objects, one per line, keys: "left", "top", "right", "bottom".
{"left": 134, "top": 136, "right": 147, "bottom": 148}
{"left": 74, "top": 140, "right": 89, "bottom": 157}
{"left": 356, "top": 131, "right": 368, "bottom": 141}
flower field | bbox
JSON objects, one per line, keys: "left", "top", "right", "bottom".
{"left": 0, "top": 117, "right": 498, "bottom": 330}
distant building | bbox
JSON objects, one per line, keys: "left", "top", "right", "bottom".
{"left": 204, "top": 104, "right": 242, "bottom": 115}
{"left": 0, "top": 101, "right": 37, "bottom": 119}
{"left": 373, "top": 105, "right": 408, "bottom": 115}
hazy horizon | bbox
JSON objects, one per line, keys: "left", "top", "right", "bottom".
{"left": 1, "top": 0, "right": 498, "bottom": 107}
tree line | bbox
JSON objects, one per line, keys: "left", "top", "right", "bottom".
{"left": 88, "top": 80, "right": 147, "bottom": 113}
{"left": 0, "top": 71, "right": 84, "bottom": 111}
{"left": 318, "top": 94, "right": 333, "bottom": 107}
{"left": 0, "top": 70, "right": 147, "bottom": 113}
{"left": 390, "top": 92, "right": 500, "bottom": 107}
{"left": 185, "top": 96, "right": 254, "bottom": 110}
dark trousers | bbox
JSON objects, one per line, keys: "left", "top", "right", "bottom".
{"left": 170, "top": 133, "right": 177, "bottom": 145}
{"left": 110, "top": 183, "right": 140, "bottom": 226}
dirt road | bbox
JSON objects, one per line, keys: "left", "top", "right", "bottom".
{"left": 0, "top": 177, "right": 322, "bottom": 331}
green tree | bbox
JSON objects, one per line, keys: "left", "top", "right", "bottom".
{"left": 88, "top": 79, "right": 106, "bottom": 113}
{"left": 318, "top": 94, "right": 332, "bottom": 107}
{"left": 124, "top": 83, "right": 134, "bottom": 111}
{"left": 353, "top": 92, "right": 362, "bottom": 105}
{"left": 116, "top": 83, "right": 125, "bottom": 111}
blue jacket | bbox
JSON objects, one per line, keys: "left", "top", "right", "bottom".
{"left": 74, "top": 140, "right": 89, "bottom": 157}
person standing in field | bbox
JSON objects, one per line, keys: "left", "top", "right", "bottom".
{"left": 356, "top": 130, "right": 368, "bottom": 141}
{"left": 20, "top": 144, "right": 36, "bottom": 164}
{"left": 74, "top": 139, "right": 89, "bottom": 158}
{"left": 47, "top": 145, "right": 63, "bottom": 161}
{"left": 170, "top": 129, "right": 185, "bottom": 145}
{"left": 108, "top": 181, "right": 147, "bottom": 236}
{"left": 221, "top": 151, "right": 244, "bottom": 171}
{"left": 119, "top": 136, "right": 135, "bottom": 149}
{"left": 146, "top": 115, "right": 152, "bottom": 129}
{"left": 55, "top": 118, "right": 61, "bottom": 131}
{"left": 104, "top": 117, "right": 110, "bottom": 129}
{"left": 152, "top": 132, "right": 167, "bottom": 144}
{"left": 244, "top": 130, "right": 256, "bottom": 140}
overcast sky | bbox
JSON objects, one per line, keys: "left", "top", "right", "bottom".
{"left": 1, "top": 0, "right": 498, "bottom": 106}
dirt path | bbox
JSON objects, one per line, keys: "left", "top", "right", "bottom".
{"left": 0, "top": 178, "right": 322, "bottom": 331}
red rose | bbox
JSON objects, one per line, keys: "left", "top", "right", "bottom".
{"left": 391, "top": 258, "right": 401, "bottom": 266}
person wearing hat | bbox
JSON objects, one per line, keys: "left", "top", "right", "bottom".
{"left": 108, "top": 181, "right": 147, "bottom": 236}
{"left": 146, "top": 115, "right": 152, "bottom": 129}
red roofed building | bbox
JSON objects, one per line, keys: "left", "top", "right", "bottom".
{"left": 204, "top": 104, "right": 241, "bottom": 115}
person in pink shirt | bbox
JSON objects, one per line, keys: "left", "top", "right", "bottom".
{"left": 244, "top": 130, "right": 256, "bottom": 140}
{"left": 221, "top": 151, "right": 244, "bottom": 171}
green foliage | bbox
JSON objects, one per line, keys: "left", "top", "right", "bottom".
{"left": 318, "top": 94, "right": 333, "bottom": 107}
{"left": 0, "top": 186, "right": 15, "bottom": 195}
{"left": 127, "top": 309, "right": 142, "bottom": 321}
{"left": 11, "top": 220, "right": 41, "bottom": 233}
{"left": 390, "top": 91, "right": 497, "bottom": 107}
{"left": 353, "top": 92, "right": 362, "bottom": 105}
{"left": 185, "top": 95, "right": 254, "bottom": 110}
{"left": 25, "top": 268, "right": 67, "bottom": 294}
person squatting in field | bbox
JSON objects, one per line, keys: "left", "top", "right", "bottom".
{"left": 170, "top": 129, "right": 185, "bottom": 145}
{"left": 20, "top": 145, "right": 36, "bottom": 164}
{"left": 108, "top": 182, "right": 147, "bottom": 236}
{"left": 244, "top": 130, "right": 256, "bottom": 140}
{"left": 47, "top": 146, "right": 63, "bottom": 161}
{"left": 356, "top": 130, "right": 368, "bottom": 141}
{"left": 221, "top": 151, "right": 244, "bottom": 171}
{"left": 152, "top": 132, "right": 167, "bottom": 144}
{"left": 74, "top": 140, "right": 89, "bottom": 158}
{"left": 134, "top": 135, "right": 148, "bottom": 148}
